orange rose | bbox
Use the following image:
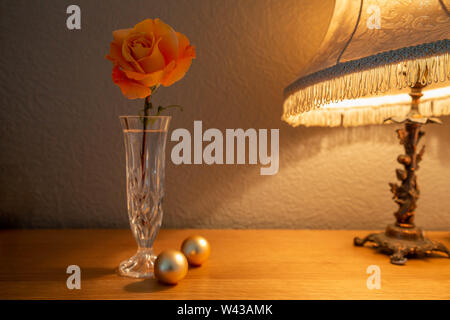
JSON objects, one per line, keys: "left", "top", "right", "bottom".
{"left": 106, "top": 18, "right": 196, "bottom": 99}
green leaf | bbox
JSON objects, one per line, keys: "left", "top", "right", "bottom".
{"left": 156, "top": 104, "right": 184, "bottom": 116}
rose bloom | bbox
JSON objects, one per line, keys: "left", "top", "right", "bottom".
{"left": 106, "top": 19, "right": 196, "bottom": 99}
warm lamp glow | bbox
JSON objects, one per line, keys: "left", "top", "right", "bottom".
{"left": 323, "top": 87, "right": 450, "bottom": 110}
{"left": 281, "top": 0, "right": 450, "bottom": 264}
{"left": 282, "top": 0, "right": 450, "bottom": 127}
{"left": 283, "top": 87, "right": 450, "bottom": 128}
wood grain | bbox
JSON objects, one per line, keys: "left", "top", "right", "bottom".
{"left": 0, "top": 229, "right": 448, "bottom": 300}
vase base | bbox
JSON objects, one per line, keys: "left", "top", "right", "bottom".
{"left": 354, "top": 225, "right": 450, "bottom": 265}
{"left": 118, "top": 248, "right": 157, "bottom": 278}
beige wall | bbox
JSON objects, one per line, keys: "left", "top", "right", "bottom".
{"left": 1, "top": 0, "right": 449, "bottom": 230}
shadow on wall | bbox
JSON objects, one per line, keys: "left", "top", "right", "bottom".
{"left": 0, "top": 0, "right": 335, "bottom": 229}
{"left": 165, "top": 116, "right": 450, "bottom": 230}
{"left": 1, "top": 0, "right": 449, "bottom": 230}
{"left": 1, "top": 114, "right": 449, "bottom": 229}
{"left": 283, "top": 116, "right": 450, "bottom": 165}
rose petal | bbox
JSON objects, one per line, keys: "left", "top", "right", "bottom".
{"left": 131, "top": 42, "right": 152, "bottom": 60}
{"left": 138, "top": 38, "right": 166, "bottom": 73}
{"left": 106, "top": 42, "right": 133, "bottom": 71}
{"left": 154, "top": 19, "right": 179, "bottom": 63}
{"left": 160, "top": 33, "right": 196, "bottom": 87}
{"left": 176, "top": 32, "right": 196, "bottom": 59}
{"left": 176, "top": 32, "right": 190, "bottom": 55}
{"left": 113, "top": 28, "right": 132, "bottom": 44}
{"left": 184, "top": 45, "right": 196, "bottom": 59}
{"left": 122, "top": 33, "right": 145, "bottom": 73}
{"left": 108, "top": 19, "right": 195, "bottom": 92}
{"left": 112, "top": 66, "right": 151, "bottom": 99}
{"left": 160, "top": 55, "right": 193, "bottom": 87}
{"left": 123, "top": 69, "right": 164, "bottom": 87}
{"left": 134, "top": 19, "right": 156, "bottom": 35}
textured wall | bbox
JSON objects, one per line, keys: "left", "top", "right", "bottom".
{"left": 0, "top": 0, "right": 449, "bottom": 230}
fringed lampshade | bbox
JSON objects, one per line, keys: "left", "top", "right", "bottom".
{"left": 283, "top": 0, "right": 450, "bottom": 127}
{"left": 283, "top": 0, "right": 450, "bottom": 265}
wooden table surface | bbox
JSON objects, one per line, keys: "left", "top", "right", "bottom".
{"left": 0, "top": 229, "right": 449, "bottom": 300}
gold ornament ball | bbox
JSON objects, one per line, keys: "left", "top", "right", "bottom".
{"left": 154, "top": 250, "right": 188, "bottom": 285}
{"left": 181, "top": 235, "right": 211, "bottom": 266}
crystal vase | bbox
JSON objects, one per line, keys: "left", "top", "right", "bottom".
{"left": 118, "top": 116, "right": 171, "bottom": 278}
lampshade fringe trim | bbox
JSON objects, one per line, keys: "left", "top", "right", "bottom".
{"left": 283, "top": 51, "right": 450, "bottom": 127}
{"left": 283, "top": 96, "right": 450, "bottom": 127}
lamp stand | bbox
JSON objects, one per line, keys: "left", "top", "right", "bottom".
{"left": 354, "top": 84, "right": 450, "bottom": 265}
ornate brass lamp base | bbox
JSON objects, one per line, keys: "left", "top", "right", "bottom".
{"left": 354, "top": 84, "right": 450, "bottom": 265}
{"left": 354, "top": 225, "right": 450, "bottom": 265}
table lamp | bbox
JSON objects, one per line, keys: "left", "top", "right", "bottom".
{"left": 283, "top": 0, "right": 450, "bottom": 265}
